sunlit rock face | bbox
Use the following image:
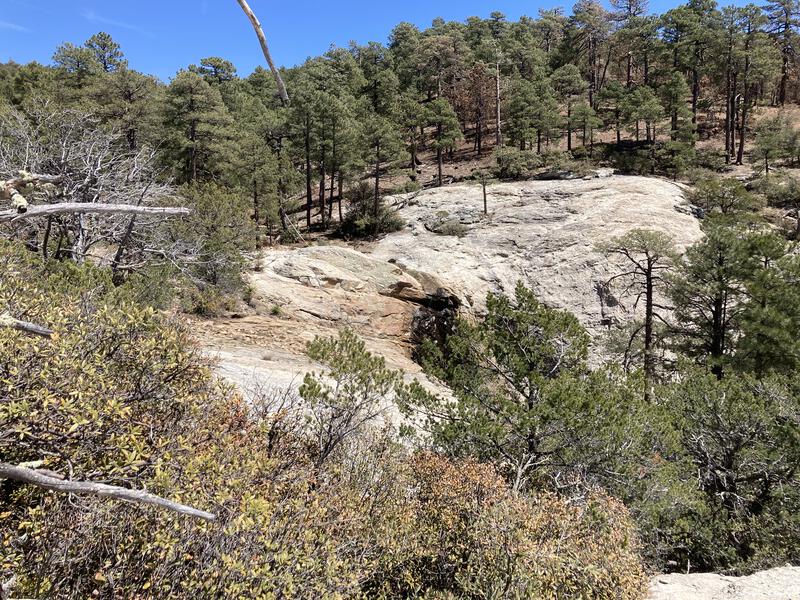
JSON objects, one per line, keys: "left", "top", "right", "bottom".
{"left": 201, "top": 176, "right": 702, "bottom": 392}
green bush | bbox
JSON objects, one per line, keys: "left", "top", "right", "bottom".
{"left": 338, "top": 194, "right": 405, "bottom": 239}
{"left": 0, "top": 275, "right": 648, "bottom": 600}
{"left": 168, "top": 182, "right": 256, "bottom": 297}
{"left": 493, "top": 146, "right": 543, "bottom": 179}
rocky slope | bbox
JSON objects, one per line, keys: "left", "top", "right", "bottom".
{"left": 200, "top": 174, "right": 703, "bottom": 393}
{"left": 198, "top": 175, "right": 798, "bottom": 599}
{"left": 374, "top": 173, "right": 701, "bottom": 336}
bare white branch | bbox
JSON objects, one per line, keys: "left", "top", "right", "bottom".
{"left": 0, "top": 462, "right": 216, "bottom": 522}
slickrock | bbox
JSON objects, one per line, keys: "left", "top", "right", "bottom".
{"left": 202, "top": 175, "right": 703, "bottom": 393}
{"left": 375, "top": 175, "right": 703, "bottom": 337}
{"left": 648, "top": 566, "right": 800, "bottom": 600}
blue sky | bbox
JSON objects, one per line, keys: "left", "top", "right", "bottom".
{"left": 1, "top": 0, "right": 722, "bottom": 81}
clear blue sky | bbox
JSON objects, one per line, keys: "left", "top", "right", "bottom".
{"left": 1, "top": 0, "right": 726, "bottom": 81}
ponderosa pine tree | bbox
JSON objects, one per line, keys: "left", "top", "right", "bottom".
{"left": 765, "top": 0, "right": 800, "bottom": 105}
{"left": 603, "top": 229, "right": 676, "bottom": 400}
{"left": 85, "top": 32, "right": 127, "bottom": 73}
{"left": 597, "top": 81, "right": 626, "bottom": 143}
{"left": 428, "top": 98, "right": 462, "bottom": 187}
{"left": 162, "top": 70, "right": 234, "bottom": 183}
{"left": 551, "top": 63, "right": 586, "bottom": 151}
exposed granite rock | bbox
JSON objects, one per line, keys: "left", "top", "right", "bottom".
{"left": 648, "top": 566, "right": 800, "bottom": 600}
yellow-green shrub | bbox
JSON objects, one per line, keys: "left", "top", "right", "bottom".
{"left": 0, "top": 243, "right": 647, "bottom": 598}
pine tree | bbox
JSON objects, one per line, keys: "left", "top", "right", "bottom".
{"left": 162, "top": 70, "right": 234, "bottom": 183}
{"left": 52, "top": 42, "right": 99, "bottom": 87}
{"left": 603, "top": 229, "right": 676, "bottom": 400}
{"left": 84, "top": 32, "right": 127, "bottom": 73}
{"left": 427, "top": 98, "right": 462, "bottom": 187}
{"left": 92, "top": 68, "right": 160, "bottom": 150}
{"left": 570, "top": 101, "right": 602, "bottom": 154}
{"left": 597, "top": 81, "right": 626, "bottom": 144}
{"left": 359, "top": 112, "right": 403, "bottom": 219}
{"left": 189, "top": 57, "right": 238, "bottom": 86}
{"left": 764, "top": 0, "right": 800, "bottom": 105}
{"left": 751, "top": 114, "right": 790, "bottom": 173}
{"left": 551, "top": 64, "right": 586, "bottom": 151}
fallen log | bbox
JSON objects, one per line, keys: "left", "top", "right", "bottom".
{"left": 0, "top": 203, "right": 191, "bottom": 223}
{"left": 0, "top": 172, "right": 63, "bottom": 199}
{"left": 0, "top": 462, "right": 217, "bottom": 522}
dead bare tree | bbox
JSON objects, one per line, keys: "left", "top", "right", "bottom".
{"left": 0, "top": 103, "right": 193, "bottom": 270}
{"left": 235, "top": 0, "right": 290, "bottom": 105}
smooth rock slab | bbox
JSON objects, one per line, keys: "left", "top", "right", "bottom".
{"left": 648, "top": 566, "right": 800, "bottom": 600}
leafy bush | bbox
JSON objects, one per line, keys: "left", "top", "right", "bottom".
{"left": 338, "top": 192, "right": 405, "bottom": 239}
{"left": 0, "top": 257, "right": 647, "bottom": 598}
{"left": 368, "top": 452, "right": 648, "bottom": 599}
{"left": 493, "top": 146, "right": 543, "bottom": 179}
{"left": 436, "top": 219, "right": 468, "bottom": 237}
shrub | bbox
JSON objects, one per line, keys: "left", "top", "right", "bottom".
{"left": 368, "top": 452, "right": 648, "bottom": 599}
{"left": 1, "top": 279, "right": 649, "bottom": 599}
{"left": 493, "top": 146, "right": 543, "bottom": 179}
{"left": 168, "top": 182, "right": 256, "bottom": 295}
{"left": 338, "top": 193, "right": 405, "bottom": 239}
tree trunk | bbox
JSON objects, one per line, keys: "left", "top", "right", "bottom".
{"left": 253, "top": 179, "right": 261, "bottom": 248}
{"left": 305, "top": 114, "right": 312, "bottom": 229}
{"left": 644, "top": 262, "right": 655, "bottom": 402}
{"left": 318, "top": 133, "right": 326, "bottom": 230}
{"left": 495, "top": 60, "right": 502, "bottom": 147}
{"left": 235, "top": 0, "right": 289, "bottom": 105}
{"left": 338, "top": 176, "right": 344, "bottom": 222}
{"left": 567, "top": 101, "right": 573, "bottom": 151}
{"left": 373, "top": 139, "right": 381, "bottom": 219}
{"left": 737, "top": 58, "right": 751, "bottom": 165}
{"left": 437, "top": 122, "right": 443, "bottom": 187}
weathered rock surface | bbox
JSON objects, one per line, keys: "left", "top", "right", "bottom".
{"left": 201, "top": 175, "right": 703, "bottom": 392}
{"left": 648, "top": 566, "right": 800, "bottom": 600}
{"left": 376, "top": 175, "right": 703, "bottom": 337}
{"left": 197, "top": 245, "right": 457, "bottom": 396}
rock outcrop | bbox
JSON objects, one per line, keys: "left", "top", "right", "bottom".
{"left": 375, "top": 175, "right": 703, "bottom": 338}
{"left": 648, "top": 566, "right": 800, "bottom": 600}
{"left": 201, "top": 175, "right": 703, "bottom": 392}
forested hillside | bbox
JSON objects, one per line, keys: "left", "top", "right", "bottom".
{"left": 2, "top": 1, "right": 800, "bottom": 598}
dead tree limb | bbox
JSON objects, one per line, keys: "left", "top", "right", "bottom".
{"left": 235, "top": 0, "right": 290, "bottom": 105}
{"left": 0, "top": 313, "right": 54, "bottom": 338}
{"left": 0, "top": 203, "right": 191, "bottom": 223}
{"left": 0, "top": 173, "right": 64, "bottom": 199}
{"left": 0, "top": 462, "right": 217, "bottom": 522}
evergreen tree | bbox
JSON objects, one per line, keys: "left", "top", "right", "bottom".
{"left": 52, "top": 42, "right": 99, "bottom": 87}
{"left": 427, "top": 98, "right": 462, "bottom": 187}
{"left": 189, "top": 57, "right": 238, "bottom": 86}
{"left": 751, "top": 114, "right": 790, "bottom": 173}
{"left": 92, "top": 68, "right": 160, "bottom": 150}
{"left": 550, "top": 63, "right": 586, "bottom": 151}
{"left": 84, "top": 32, "right": 127, "bottom": 73}
{"left": 765, "top": 0, "right": 800, "bottom": 105}
{"left": 603, "top": 229, "right": 676, "bottom": 400}
{"left": 597, "top": 81, "right": 627, "bottom": 143}
{"left": 162, "top": 70, "right": 233, "bottom": 183}
{"left": 569, "top": 101, "right": 602, "bottom": 153}
{"left": 359, "top": 112, "right": 403, "bottom": 219}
